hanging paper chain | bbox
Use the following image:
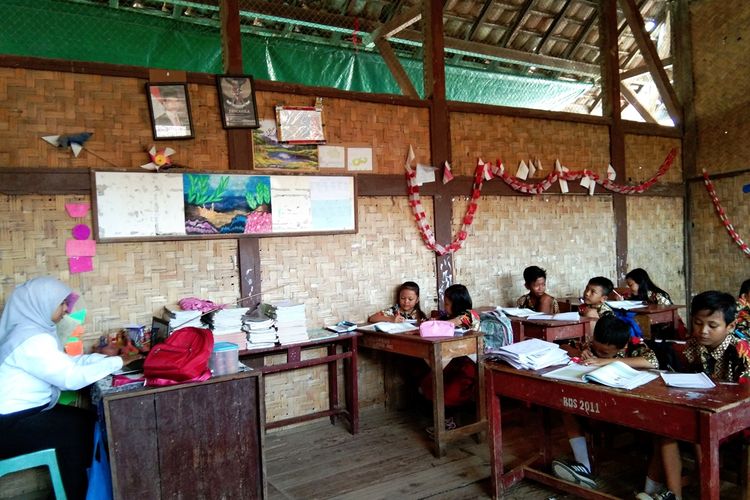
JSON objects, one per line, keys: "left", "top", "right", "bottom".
{"left": 491, "top": 148, "right": 677, "bottom": 195}
{"left": 407, "top": 149, "right": 677, "bottom": 255}
{"left": 702, "top": 169, "right": 750, "bottom": 257}
{"left": 407, "top": 162, "right": 487, "bottom": 256}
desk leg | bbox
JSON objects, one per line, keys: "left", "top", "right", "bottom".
{"left": 699, "top": 413, "right": 720, "bottom": 500}
{"left": 328, "top": 344, "right": 338, "bottom": 426}
{"left": 486, "top": 369, "right": 503, "bottom": 499}
{"left": 346, "top": 337, "right": 359, "bottom": 434}
{"left": 475, "top": 340, "right": 487, "bottom": 443}
{"left": 431, "top": 344, "right": 446, "bottom": 457}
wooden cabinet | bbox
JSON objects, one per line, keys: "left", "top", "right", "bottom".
{"left": 102, "top": 370, "right": 265, "bottom": 499}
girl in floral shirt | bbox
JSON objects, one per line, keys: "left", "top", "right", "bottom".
{"left": 734, "top": 279, "right": 750, "bottom": 341}
{"left": 625, "top": 268, "right": 673, "bottom": 305}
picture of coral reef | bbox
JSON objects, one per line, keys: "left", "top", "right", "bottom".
{"left": 184, "top": 174, "right": 272, "bottom": 234}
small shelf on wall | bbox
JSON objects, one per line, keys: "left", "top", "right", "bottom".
{"left": 92, "top": 170, "right": 357, "bottom": 242}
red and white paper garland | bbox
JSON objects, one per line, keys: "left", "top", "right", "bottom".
{"left": 702, "top": 169, "right": 750, "bottom": 257}
{"left": 406, "top": 149, "right": 678, "bottom": 255}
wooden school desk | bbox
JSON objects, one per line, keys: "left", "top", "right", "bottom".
{"left": 629, "top": 304, "right": 684, "bottom": 333}
{"left": 240, "top": 331, "right": 359, "bottom": 434}
{"left": 358, "top": 328, "right": 487, "bottom": 457}
{"left": 508, "top": 317, "right": 593, "bottom": 344}
{"left": 484, "top": 361, "right": 750, "bottom": 500}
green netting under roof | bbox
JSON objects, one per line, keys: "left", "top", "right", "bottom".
{"left": 0, "top": 0, "right": 590, "bottom": 109}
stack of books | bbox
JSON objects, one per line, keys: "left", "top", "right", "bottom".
{"left": 162, "top": 304, "right": 207, "bottom": 330}
{"left": 495, "top": 338, "right": 569, "bottom": 370}
{"left": 212, "top": 307, "right": 250, "bottom": 349}
{"left": 242, "top": 308, "right": 278, "bottom": 349}
{"left": 271, "top": 300, "right": 309, "bottom": 345}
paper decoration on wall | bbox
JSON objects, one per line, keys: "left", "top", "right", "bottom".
{"left": 607, "top": 164, "right": 616, "bottom": 181}
{"left": 66, "top": 206, "right": 96, "bottom": 274}
{"left": 535, "top": 159, "right": 543, "bottom": 172}
{"left": 65, "top": 203, "right": 90, "bottom": 218}
{"left": 443, "top": 161, "right": 454, "bottom": 184}
{"left": 405, "top": 145, "right": 415, "bottom": 174}
{"left": 347, "top": 147, "right": 373, "bottom": 171}
{"left": 527, "top": 160, "right": 536, "bottom": 178}
{"left": 317, "top": 145, "right": 346, "bottom": 169}
{"left": 41, "top": 132, "right": 92, "bottom": 158}
{"left": 702, "top": 169, "right": 750, "bottom": 257}
{"left": 141, "top": 146, "right": 176, "bottom": 172}
{"left": 516, "top": 160, "right": 529, "bottom": 180}
{"left": 482, "top": 160, "right": 494, "bottom": 181}
{"left": 405, "top": 150, "right": 677, "bottom": 255}
{"left": 415, "top": 164, "right": 436, "bottom": 186}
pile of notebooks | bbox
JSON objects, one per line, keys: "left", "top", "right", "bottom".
{"left": 242, "top": 308, "right": 278, "bottom": 349}
{"left": 162, "top": 304, "right": 208, "bottom": 330}
{"left": 270, "top": 300, "right": 309, "bottom": 345}
{"left": 212, "top": 307, "right": 250, "bottom": 349}
{"left": 494, "top": 338, "right": 569, "bottom": 370}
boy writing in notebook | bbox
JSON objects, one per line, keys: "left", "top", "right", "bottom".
{"left": 636, "top": 291, "right": 750, "bottom": 500}
{"left": 553, "top": 315, "right": 659, "bottom": 488}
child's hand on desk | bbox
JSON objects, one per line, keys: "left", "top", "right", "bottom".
{"left": 95, "top": 341, "right": 120, "bottom": 357}
{"left": 393, "top": 313, "right": 404, "bottom": 323}
{"left": 580, "top": 356, "right": 613, "bottom": 367}
{"left": 120, "top": 353, "right": 143, "bottom": 366}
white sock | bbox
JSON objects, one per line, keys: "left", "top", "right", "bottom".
{"left": 644, "top": 476, "right": 664, "bottom": 495}
{"left": 569, "top": 436, "right": 591, "bottom": 470}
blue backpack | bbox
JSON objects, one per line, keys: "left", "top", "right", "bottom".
{"left": 479, "top": 310, "right": 514, "bottom": 352}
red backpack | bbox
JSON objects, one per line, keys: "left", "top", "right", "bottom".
{"left": 143, "top": 327, "right": 214, "bottom": 386}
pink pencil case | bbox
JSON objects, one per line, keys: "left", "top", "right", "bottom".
{"left": 419, "top": 320, "right": 455, "bottom": 338}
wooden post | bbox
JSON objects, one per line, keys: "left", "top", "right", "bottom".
{"left": 599, "top": 0, "right": 628, "bottom": 283}
{"left": 220, "top": 0, "right": 261, "bottom": 304}
{"left": 422, "top": 0, "right": 453, "bottom": 301}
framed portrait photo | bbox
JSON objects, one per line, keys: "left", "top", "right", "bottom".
{"left": 217, "top": 75, "right": 260, "bottom": 129}
{"left": 146, "top": 83, "right": 194, "bottom": 140}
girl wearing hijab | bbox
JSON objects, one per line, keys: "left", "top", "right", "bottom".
{"left": 0, "top": 276, "right": 129, "bottom": 499}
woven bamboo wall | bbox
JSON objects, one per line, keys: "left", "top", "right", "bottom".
{"left": 450, "top": 112, "right": 611, "bottom": 176}
{"left": 260, "top": 196, "right": 437, "bottom": 419}
{"left": 0, "top": 194, "right": 240, "bottom": 340}
{"left": 690, "top": 0, "right": 750, "bottom": 172}
{"left": 626, "top": 196, "right": 686, "bottom": 306}
{"left": 0, "top": 68, "right": 229, "bottom": 170}
{"left": 624, "top": 134, "right": 682, "bottom": 183}
{"left": 689, "top": 179, "right": 749, "bottom": 293}
{"left": 254, "top": 92, "right": 430, "bottom": 174}
{"left": 689, "top": 0, "right": 750, "bottom": 292}
{"left": 452, "top": 195, "right": 617, "bottom": 307}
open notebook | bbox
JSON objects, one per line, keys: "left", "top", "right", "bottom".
{"left": 543, "top": 361, "right": 658, "bottom": 390}
{"left": 358, "top": 322, "right": 418, "bottom": 334}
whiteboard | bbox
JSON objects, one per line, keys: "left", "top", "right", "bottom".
{"left": 92, "top": 171, "right": 357, "bottom": 241}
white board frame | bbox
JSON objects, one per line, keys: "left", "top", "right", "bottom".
{"left": 91, "top": 170, "right": 358, "bottom": 242}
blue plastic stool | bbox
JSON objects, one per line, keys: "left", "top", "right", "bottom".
{"left": 0, "top": 448, "right": 67, "bottom": 500}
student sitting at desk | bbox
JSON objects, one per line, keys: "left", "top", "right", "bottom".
{"left": 420, "top": 284, "right": 480, "bottom": 432}
{"left": 368, "top": 281, "right": 427, "bottom": 323}
{"left": 735, "top": 279, "right": 750, "bottom": 340}
{"left": 578, "top": 276, "right": 615, "bottom": 320}
{"left": 637, "top": 291, "right": 749, "bottom": 500}
{"left": 0, "top": 277, "right": 139, "bottom": 499}
{"left": 516, "top": 265, "right": 559, "bottom": 314}
{"left": 553, "top": 315, "right": 659, "bottom": 489}
{"left": 625, "top": 268, "right": 673, "bottom": 305}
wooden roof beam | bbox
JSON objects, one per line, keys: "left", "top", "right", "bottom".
{"left": 368, "top": 4, "right": 422, "bottom": 45}
{"left": 619, "top": 0, "right": 682, "bottom": 125}
{"left": 620, "top": 57, "right": 672, "bottom": 80}
{"left": 620, "top": 82, "right": 659, "bottom": 123}
{"left": 535, "top": 0, "right": 573, "bottom": 54}
{"left": 465, "top": 0, "right": 494, "bottom": 41}
{"left": 500, "top": 0, "right": 536, "bottom": 48}
{"left": 374, "top": 37, "right": 419, "bottom": 98}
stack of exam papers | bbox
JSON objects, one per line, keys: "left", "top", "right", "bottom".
{"left": 660, "top": 372, "right": 716, "bottom": 389}
{"left": 495, "top": 338, "right": 569, "bottom": 370}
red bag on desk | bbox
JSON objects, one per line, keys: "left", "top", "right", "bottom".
{"left": 143, "top": 327, "right": 213, "bottom": 386}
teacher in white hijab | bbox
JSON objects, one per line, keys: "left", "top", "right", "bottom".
{"left": 0, "top": 276, "right": 124, "bottom": 499}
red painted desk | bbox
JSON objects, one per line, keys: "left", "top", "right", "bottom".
{"left": 358, "top": 328, "right": 486, "bottom": 457}
{"left": 629, "top": 304, "right": 684, "bottom": 330}
{"left": 509, "top": 317, "right": 594, "bottom": 343}
{"left": 240, "top": 332, "right": 359, "bottom": 434}
{"left": 485, "top": 361, "right": 750, "bottom": 500}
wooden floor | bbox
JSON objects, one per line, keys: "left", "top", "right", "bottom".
{"left": 265, "top": 402, "right": 745, "bottom": 500}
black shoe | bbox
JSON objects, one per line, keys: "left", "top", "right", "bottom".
{"left": 551, "top": 458, "right": 596, "bottom": 489}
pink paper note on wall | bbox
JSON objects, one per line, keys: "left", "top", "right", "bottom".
{"left": 65, "top": 203, "right": 90, "bottom": 218}
{"left": 66, "top": 239, "right": 96, "bottom": 257}
{"left": 69, "top": 256, "right": 93, "bottom": 274}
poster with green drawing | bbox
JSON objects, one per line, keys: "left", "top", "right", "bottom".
{"left": 184, "top": 173, "right": 272, "bottom": 234}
